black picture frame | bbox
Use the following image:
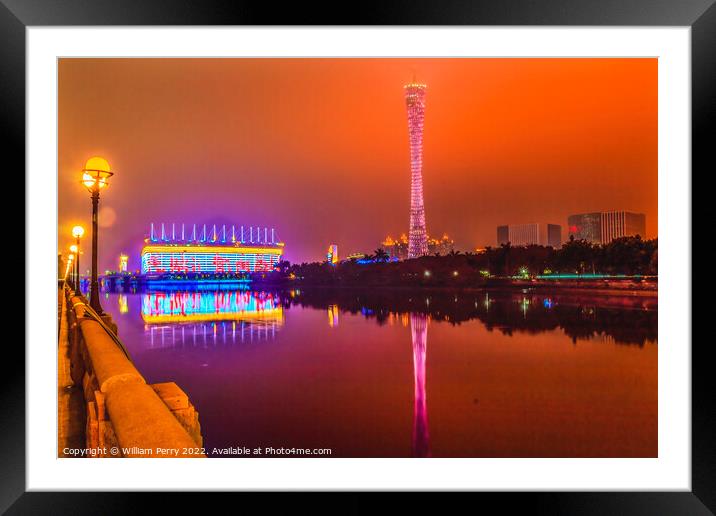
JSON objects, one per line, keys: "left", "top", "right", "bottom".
{"left": 7, "top": 0, "right": 714, "bottom": 512}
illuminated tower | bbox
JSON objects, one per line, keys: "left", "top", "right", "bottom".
{"left": 410, "top": 312, "right": 430, "bottom": 457}
{"left": 405, "top": 81, "right": 429, "bottom": 258}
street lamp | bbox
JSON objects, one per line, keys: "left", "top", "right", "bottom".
{"left": 66, "top": 253, "right": 74, "bottom": 285}
{"left": 71, "top": 225, "right": 85, "bottom": 294}
{"left": 81, "top": 157, "right": 113, "bottom": 314}
{"left": 69, "top": 244, "right": 78, "bottom": 291}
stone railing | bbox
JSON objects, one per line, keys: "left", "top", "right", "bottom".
{"left": 65, "top": 290, "right": 204, "bottom": 457}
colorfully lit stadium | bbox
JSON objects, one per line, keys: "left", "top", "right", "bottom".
{"left": 141, "top": 223, "right": 284, "bottom": 276}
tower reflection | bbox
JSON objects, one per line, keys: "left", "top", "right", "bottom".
{"left": 410, "top": 312, "right": 430, "bottom": 457}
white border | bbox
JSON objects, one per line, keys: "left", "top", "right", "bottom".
{"left": 27, "top": 27, "right": 691, "bottom": 491}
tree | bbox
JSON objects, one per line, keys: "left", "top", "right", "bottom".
{"left": 555, "top": 238, "right": 596, "bottom": 274}
{"left": 276, "top": 260, "right": 292, "bottom": 274}
{"left": 495, "top": 242, "right": 512, "bottom": 275}
{"left": 649, "top": 246, "right": 658, "bottom": 275}
{"left": 374, "top": 248, "right": 389, "bottom": 262}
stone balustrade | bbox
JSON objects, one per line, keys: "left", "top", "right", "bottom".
{"left": 64, "top": 291, "right": 204, "bottom": 458}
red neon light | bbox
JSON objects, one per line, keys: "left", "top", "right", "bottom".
{"left": 169, "top": 255, "right": 189, "bottom": 273}
{"left": 213, "top": 254, "right": 230, "bottom": 273}
{"left": 147, "top": 255, "right": 164, "bottom": 272}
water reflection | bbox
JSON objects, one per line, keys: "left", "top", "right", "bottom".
{"left": 118, "top": 294, "right": 128, "bottom": 314}
{"left": 141, "top": 290, "right": 283, "bottom": 324}
{"left": 114, "top": 287, "right": 657, "bottom": 347}
{"left": 328, "top": 304, "right": 339, "bottom": 327}
{"left": 135, "top": 290, "right": 283, "bottom": 348}
{"left": 288, "top": 289, "right": 657, "bottom": 346}
{"left": 410, "top": 313, "right": 430, "bottom": 457}
{"left": 146, "top": 319, "right": 278, "bottom": 349}
{"left": 103, "top": 286, "right": 657, "bottom": 457}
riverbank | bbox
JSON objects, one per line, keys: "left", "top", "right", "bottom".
{"left": 483, "top": 277, "right": 656, "bottom": 296}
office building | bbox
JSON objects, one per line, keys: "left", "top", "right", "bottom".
{"left": 568, "top": 211, "right": 646, "bottom": 244}
{"left": 496, "top": 223, "right": 562, "bottom": 247}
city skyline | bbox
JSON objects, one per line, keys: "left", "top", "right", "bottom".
{"left": 58, "top": 58, "right": 657, "bottom": 269}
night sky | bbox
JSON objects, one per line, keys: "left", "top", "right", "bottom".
{"left": 58, "top": 58, "right": 657, "bottom": 271}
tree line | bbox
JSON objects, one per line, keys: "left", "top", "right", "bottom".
{"left": 263, "top": 235, "right": 657, "bottom": 287}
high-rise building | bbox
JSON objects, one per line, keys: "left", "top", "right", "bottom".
{"left": 427, "top": 233, "right": 455, "bottom": 255}
{"left": 119, "top": 253, "right": 128, "bottom": 273}
{"left": 405, "top": 81, "right": 429, "bottom": 258}
{"left": 326, "top": 244, "right": 338, "bottom": 265}
{"left": 567, "top": 213, "right": 602, "bottom": 242}
{"left": 601, "top": 211, "right": 647, "bottom": 244}
{"left": 382, "top": 234, "right": 409, "bottom": 261}
{"left": 568, "top": 211, "right": 646, "bottom": 244}
{"left": 496, "top": 223, "right": 562, "bottom": 247}
{"left": 496, "top": 226, "right": 510, "bottom": 246}
{"left": 382, "top": 232, "right": 454, "bottom": 260}
{"left": 547, "top": 225, "right": 562, "bottom": 248}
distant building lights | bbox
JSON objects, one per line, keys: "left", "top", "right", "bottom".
{"left": 119, "top": 253, "right": 129, "bottom": 273}
{"left": 327, "top": 244, "right": 339, "bottom": 265}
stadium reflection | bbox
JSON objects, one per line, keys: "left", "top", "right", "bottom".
{"left": 140, "top": 290, "right": 283, "bottom": 348}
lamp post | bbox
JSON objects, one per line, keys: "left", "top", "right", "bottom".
{"left": 69, "top": 244, "right": 78, "bottom": 291}
{"left": 81, "top": 157, "right": 114, "bottom": 315}
{"left": 66, "top": 253, "right": 74, "bottom": 286}
{"left": 71, "top": 225, "right": 85, "bottom": 294}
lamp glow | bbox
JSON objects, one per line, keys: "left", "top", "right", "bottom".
{"left": 72, "top": 225, "right": 85, "bottom": 238}
{"left": 81, "top": 156, "right": 113, "bottom": 191}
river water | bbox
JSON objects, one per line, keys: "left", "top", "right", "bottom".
{"left": 101, "top": 287, "right": 657, "bottom": 458}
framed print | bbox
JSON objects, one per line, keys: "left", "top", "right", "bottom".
{"left": 7, "top": 0, "right": 715, "bottom": 512}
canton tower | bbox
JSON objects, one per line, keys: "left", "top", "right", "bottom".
{"left": 405, "top": 80, "right": 429, "bottom": 258}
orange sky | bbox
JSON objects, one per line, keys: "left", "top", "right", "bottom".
{"left": 58, "top": 58, "right": 657, "bottom": 268}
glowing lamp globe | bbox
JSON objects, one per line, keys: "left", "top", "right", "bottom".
{"left": 69, "top": 244, "right": 78, "bottom": 253}
{"left": 81, "top": 156, "right": 113, "bottom": 190}
{"left": 72, "top": 225, "right": 85, "bottom": 238}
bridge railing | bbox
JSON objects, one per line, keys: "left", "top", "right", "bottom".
{"left": 64, "top": 287, "right": 204, "bottom": 457}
